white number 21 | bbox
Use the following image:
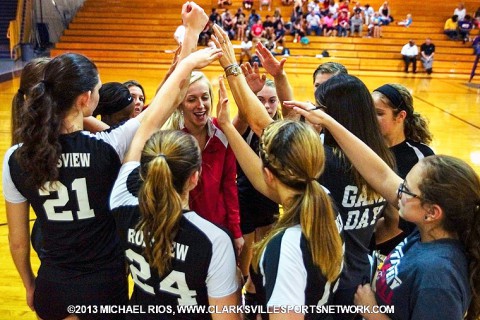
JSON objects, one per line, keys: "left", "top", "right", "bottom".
{"left": 39, "top": 178, "right": 95, "bottom": 221}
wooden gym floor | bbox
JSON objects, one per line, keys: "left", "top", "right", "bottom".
{"left": 0, "top": 66, "right": 479, "bottom": 319}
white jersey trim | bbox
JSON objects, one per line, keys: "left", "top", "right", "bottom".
{"left": 85, "top": 118, "right": 140, "bottom": 163}
{"left": 264, "top": 225, "right": 308, "bottom": 307}
{"left": 184, "top": 211, "right": 239, "bottom": 298}
{"left": 2, "top": 144, "right": 25, "bottom": 203}
{"left": 405, "top": 141, "right": 427, "bottom": 161}
{"left": 110, "top": 161, "right": 140, "bottom": 209}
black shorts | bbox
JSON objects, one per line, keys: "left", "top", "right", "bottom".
{"left": 240, "top": 199, "right": 278, "bottom": 235}
{"left": 34, "top": 270, "right": 128, "bottom": 320}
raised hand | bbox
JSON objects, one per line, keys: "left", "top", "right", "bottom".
{"left": 184, "top": 47, "right": 223, "bottom": 70}
{"left": 286, "top": 99, "right": 330, "bottom": 127}
{"left": 216, "top": 75, "right": 231, "bottom": 129}
{"left": 255, "top": 41, "right": 287, "bottom": 77}
{"left": 181, "top": 1, "right": 208, "bottom": 33}
{"left": 241, "top": 62, "right": 266, "bottom": 94}
{"left": 211, "top": 24, "right": 238, "bottom": 69}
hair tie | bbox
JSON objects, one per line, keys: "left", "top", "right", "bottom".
{"left": 17, "top": 88, "right": 25, "bottom": 95}
{"left": 374, "top": 84, "right": 413, "bottom": 117}
{"left": 157, "top": 153, "right": 167, "bottom": 159}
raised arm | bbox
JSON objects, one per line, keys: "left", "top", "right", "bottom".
{"left": 291, "top": 103, "right": 401, "bottom": 206}
{"left": 217, "top": 76, "right": 280, "bottom": 204}
{"left": 233, "top": 61, "right": 266, "bottom": 134}
{"left": 212, "top": 24, "right": 273, "bottom": 137}
{"left": 124, "top": 47, "right": 222, "bottom": 163}
{"left": 136, "top": 1, "right": 210, "bottom": 123}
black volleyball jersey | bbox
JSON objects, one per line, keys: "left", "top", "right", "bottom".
{"left": 320, "top": 145, "right": 386, "bottom": 290}
{"left": 2, "top": 119, "right": 140, "bottom": 279}
{"left": 236, "top": 127, "right": 279, "bottom": 212}
{"left": 251, "top": 212, "right": 344, "bottom": 320}
{"left": 110, "top": 162, "right": 238, "bottom": 320}
{"left": 391, "top": 139, "right": 434, "bottom": 179}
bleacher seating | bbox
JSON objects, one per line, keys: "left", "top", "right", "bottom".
{"left": 51, "top": 0, "right": 480, "bottom": 79}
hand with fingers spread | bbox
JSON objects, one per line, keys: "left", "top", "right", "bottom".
{"left": 182, "top": 1, "right": 209, "bottom": 34}
{"left": 255, "top": 41, "right": 287, "bottom": 77}
{"left": 184, "top": 47, "right": 223, "bottom": 70}
{"left": 211, "top": 24, "right": 238, "bottom": 68}
{"left": 241, "top": 62, "right": 266, "bottom": 94}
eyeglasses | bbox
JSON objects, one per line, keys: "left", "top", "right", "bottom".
{"left": 397, "top": 181, "right": 422, "bottom": 200}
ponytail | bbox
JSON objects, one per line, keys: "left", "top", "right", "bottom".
{"left": 300, "top": 181, "right": 343, "bottom": 282}
{"left": 404, "top": 112, "right": 433, "bottom": 145}
{"left": 15, "top": 54, "right": 98, "bottom": 190}
{"left": 252, "top": 120, "right": 342, "bottom": 282}
{"left": 137, "top": 130, "right": 201, "bottom": 275}
{"left": 138, "top": 155, "right": 183, "bottom": 276}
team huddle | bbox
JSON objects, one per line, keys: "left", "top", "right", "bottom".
{"left": 3, "top": 2, "right": 480, "bottom": 320}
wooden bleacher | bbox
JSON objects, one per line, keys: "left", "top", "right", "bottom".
{"left": 51, "top": 0, "right": 480, "bottom": 79}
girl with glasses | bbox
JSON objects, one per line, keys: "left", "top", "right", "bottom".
{"left": 296, "top": 105, "right": 480, "bottom": 320}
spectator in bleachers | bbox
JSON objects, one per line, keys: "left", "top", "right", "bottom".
{"left": 273, "top": 8, "right": 285, "bottom": 29}
{"left": 474, "top": 7, "right": 480, "bottom": 27}
{"left": 308, "top": 0, "right": 322, "bottom": 16}
{"left": 222, "top": 9, "right": 235, "bottom": 39}
{"left": 420, "top": 38, "right": 435, "bottom": 74}
{"left": 234, "top": 8, "right": 248, "bottom": 41}
{"left": 282, "top": 0, "right": 294, "bottom": 4}
{"left": 336, "top": 9, "right": 350, "bottom": 37}
{"left": 322, "top": 12, "right": 336, "bottom": 36}
{"left": 401, "top": 39, "right": 419, "bottom": 73}
{"left": 209, "top": 7, "right": 222, "bottom": 25}
{"left": 350, "top": 11, "right": 364, "bottom": 37}
{"left": 328, "top": 0, "right": 339, "bottom": 18}
{"left": 454, "top": 2, "right": 466, "bottom": 21}
{"left": 397, "top": 13, "right": 413, "bottom": 27}
{"left": 292, "top": 16, "right": 306, "bottom": 42}
{"left": 244, "top": 0, "right": 254, "bottom": 10}
{"left": 444, "top": 15, "right": 459, "bottom": 40}
{"left": 306, "top": 8, "right": 322, "bottom": 35}
{"left": 251, "top": 19, "right": 265, "bottom": 39}
{"left": 239, "top": 36, "right": 254, "bottom": 64}
{"left": 459, "top": 15, "right": 474, "bottom": 44}
{"left": 274, "top": 22, "right": 287, "bottom": 44}
{"left": 291, "top": 2, "right": 304, "bottom": 26}
{"left": 218, "top": 0, "right": 232, "bottom": 9}
{"left": 248, "top": 9, "right": 261, "bottom": 28}
{"left": 339, "top": 0, "right": 350, "bottom": 15}
{"left": 369, "top": 11, "right": 383, "bottom": 38}
{"left": 352, "top": 1, "right": 363, "bottom": 16}
{"left": 260, "top": 0, "right": 272, "bottom": 11}
{"left": 363, "top": 3, "right": 375, "bottom": 25}
{"left": 198, "top": 21, "right": 214, "bottom": 46}
{"left": 378, "top": 1, "right": 393, "bottom": 25}
{"left": 263, "top": 15, "right": 275, "bottom": 38}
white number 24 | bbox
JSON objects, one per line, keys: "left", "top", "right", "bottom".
{"left": 39, "top": 178, "right": 95, "bottom": 221}
{"left": 125, "top": 249, "right": 197, "bottom": 305}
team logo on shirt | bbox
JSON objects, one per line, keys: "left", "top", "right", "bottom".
{"left": 341, "top": 185, "right": 384, "bottom": 230}
{"left": 375, "top": 238, "right": 408, "bottom": 304}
